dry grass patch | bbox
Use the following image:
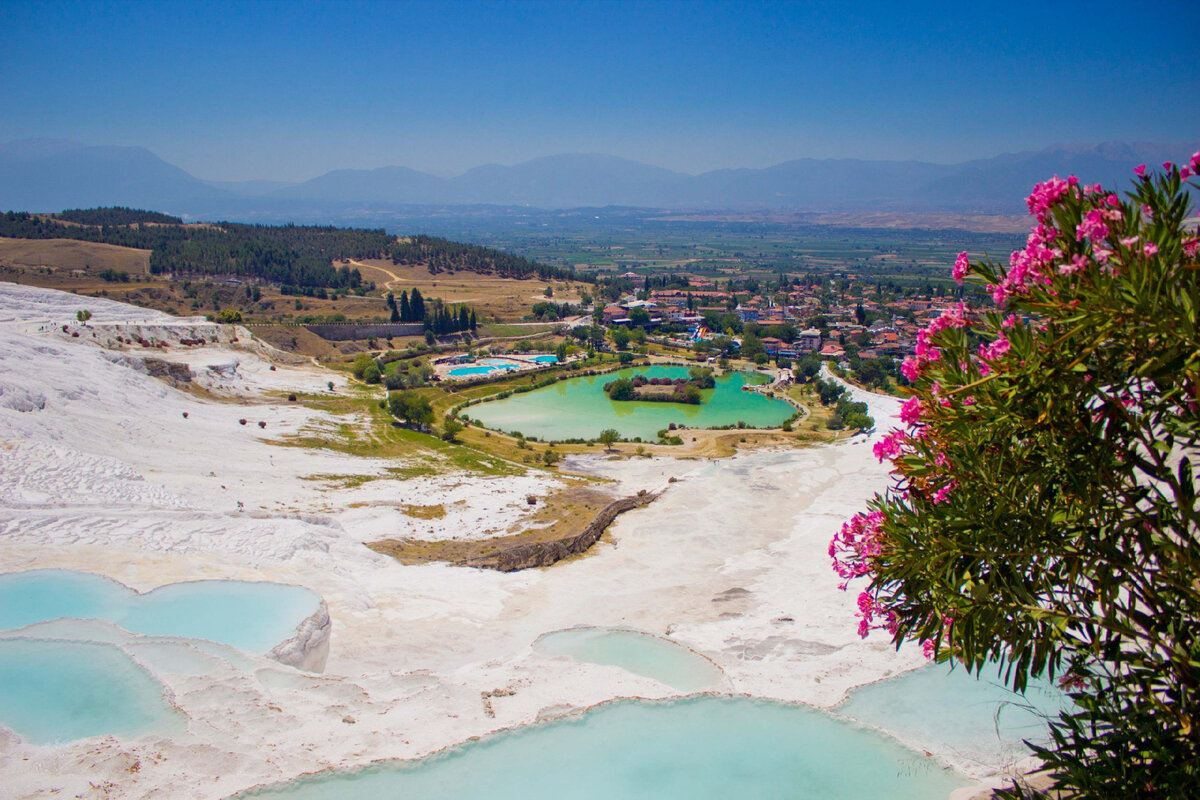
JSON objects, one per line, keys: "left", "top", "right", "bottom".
{"left": 401, "top": 503, "right": 446, "bottom": 519}
{"left": 368, "top": 483, "right": 613, "bottom": 566}
{"left": 0, "top": 236, "right": 150, "bottom": 274}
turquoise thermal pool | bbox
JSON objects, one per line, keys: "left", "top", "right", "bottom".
{"left": 469, "top": 364, "right": 795, "bottom": 440}
{"left": 0, "top": 569, "right": 322, "bottom": 653}
{"left": 0, "top": 638, "right": 184, "bottom": 745}
{"left": 836, "top": 660, "right": 1068, "bottom": 766}
{"left": 533, "top": 627, "right": 724, "bottom": 692}
{"left": 235, "top": 696, "right": 969, "bottom": 799}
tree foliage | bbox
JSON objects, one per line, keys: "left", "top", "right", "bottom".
{"left": 387, "top": 391, "right": 434, "bottom": 429}
{"left": 833, "top": 157, "right": 1200, "bottom": 798}
{"left": 598, "top": 428, "right": 620, "bottom": 450}
{"left": 390, "top": 234, "right": 578, "bottom": 281}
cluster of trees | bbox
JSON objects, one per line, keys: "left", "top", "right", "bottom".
{"left": 57, "top": 207, "right": 182, "bottom": 225}
{"left": 385, "top": 289, "right": 426, "bottom": 322}
{"left": 812, "top": 378, "right": 874, "bottom": 432}
{"left": 354, "top": 353, "right": 437, "bottom": 391}
{"left": 387, "top": 391, "right": 434, "bottom": 429}
{"left": 603, "top": 367, "right": 714, "bottom": 405}
{"left": 390, "top": 235, "right": 578, "bottom": 281}
{"left": 0, "top": 211, "right": 389, "bottom": 289}
{"left": 385, "top": 286, "right": 480, "bottom": 339}
{"left": 529, "top": 301, "right": 580, "bottom": 321}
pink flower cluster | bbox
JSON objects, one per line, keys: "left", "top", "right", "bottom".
{"left": 902, "top": 302, "right": 972, "bottom": 383}
{"left": 990, "top": 221, "right": 1064, "bottom": 304}
{"left": 855, "top": 590, "right": 897, "bottom": 639}
{"left": 978, "top": 333, "right": 1010, "bottom": 362}
{"left": 900, "top": 396, "right": 924, "bottom": 426}
{"left": 1165, "top": 152, "right": 1200, "bottom": 180}
{"left": 931, "top": 479, "right": 957, "bottom": 505}
{"left": 873, "top": 427, "right": 907, "bottom": 463}
{"left": 988, "top": 177, "right": 1144, "bottom": 306}
{"left": 1076, "top": 208, "right": 1111, "bottom": 243}
{"left": 830, "top": 514, "right": 897, "bottom": 639}
{"left": 829, "top": 510, "right": 886, "bottom": 590}
{"left": 952, "top": 251, "right": 970, "bottom": 285}
{"left": 920, "top": 616, "right": 954, "bottom": 659}
{"left": 1025, "top": 174, "right": 1072, "bottom": 221}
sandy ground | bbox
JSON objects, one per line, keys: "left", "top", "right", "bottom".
{"left": 0, "top": 284, "right": 1020, "bottom": 799}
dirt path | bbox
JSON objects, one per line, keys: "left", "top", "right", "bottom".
{"left": 347, "top": 259, "right": 403, "bottom": 290}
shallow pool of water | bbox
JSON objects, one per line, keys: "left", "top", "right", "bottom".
{"left": 533, "top": 627, "right": 724, "bottom": 692}
{"left": 235, "top": 696, "right": 968, "bottom": 799}
{"left": 0, "top": 638, "right": 184, "bottom": 745}
{"left": 836, "top": 661, "right": 1068, "bottom": 768}
{"left": 0, "top": 569, "right": 322, "bottom": 652}
{"left": 470, "top": 365, "right": 794, "bottom": 440}
{"left": 529, "top": 355, "right": 559, "bottom": 363}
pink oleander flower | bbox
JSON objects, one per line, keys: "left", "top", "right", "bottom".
{"left": 1134, "top": 164, "right": 1146, "bottom": 176}
{"left": 1191, "top": 151, "right": 1200, "bottom": 173}
{"left": 900, "top": 396, "right": 924, "bottom": 426}
{"left": 1105, "top": 194, "right": 1120, "bottom": 208}
{"left": 1059, "top": 253, "right": 1089, "bottom": 275}
{"left": 979, "top": 334, "right": 1010, "bottom": 361}
{"left": 922, "top": 639, "right": 936, "bottom": 659}
{"left": 900, "top": 356, "right": 921, "bottom": 382}
{"left": 1184, "top": 237, "right": 1200, "bottom": 259}
{"left": 1025, "top": 175, "right": 1071, "bottom": 220}
{"left": 872, "top": 428, "right": 906, "bottom": 463}
{"left": 1002, "top": 314, "right": 1018, "bottom": 328}
{"left": 1142, "top": 204, "right": 1154, "bottom": 219}
{"left": 1163, "top": 161, "right": 1173, "bottom": 172}
{"left": 931, "top": 480, "right": 957, "bottom": 505}
{"left": 953, "top": 251, "right": 970, "bottom": 285}
{"left": 1076, "top": 209, "right": 1111, "bottom": 243}
{"left": 1144, "top": 242, "right": 1158, "bottom": 257}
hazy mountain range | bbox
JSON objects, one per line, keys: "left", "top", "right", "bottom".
{"left": 1, "top": 138, "right": 1194, "bottom": 219}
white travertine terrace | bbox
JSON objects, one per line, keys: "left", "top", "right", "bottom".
{"left": 0, "top": 283, "right": 1022, "bottom": 800}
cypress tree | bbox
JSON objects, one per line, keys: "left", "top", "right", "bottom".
{"left": 458, "top": 306, "right": 469, "bottom": 332}
{"left": 411, "top": 288, "right": 425, "bottom": 321}
{"left": 399, "top": 291, "right": 411, "bottom": 322}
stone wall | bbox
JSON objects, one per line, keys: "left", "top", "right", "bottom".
{"left": 301, "top": 323, "right": 425, "bottom": 341}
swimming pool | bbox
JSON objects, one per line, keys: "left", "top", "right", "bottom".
{"left": 447, "top": 359, "right": 522, "bottom": 377}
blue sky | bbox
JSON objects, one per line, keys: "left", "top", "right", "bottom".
{"left": 2, "top": 0, "right": 1197, "bottom": 181}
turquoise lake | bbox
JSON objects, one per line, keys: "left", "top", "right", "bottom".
{"left": 235, "top": 696, "right": 969, "bottom": 800}
{"left": 469, "top": 365, "right": 795, "bottom": 441}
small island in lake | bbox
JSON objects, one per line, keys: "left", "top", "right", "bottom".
{"left": 604, "top": 367, "right": 716, "bottom": 405}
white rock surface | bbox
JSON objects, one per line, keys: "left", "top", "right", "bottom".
{"left": 0, "top": 284, "right": 1018, "bottom": 799}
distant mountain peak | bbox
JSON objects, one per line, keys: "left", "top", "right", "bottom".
{"left": 2, "top": 138, "right": 1195, "bottom": 216}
